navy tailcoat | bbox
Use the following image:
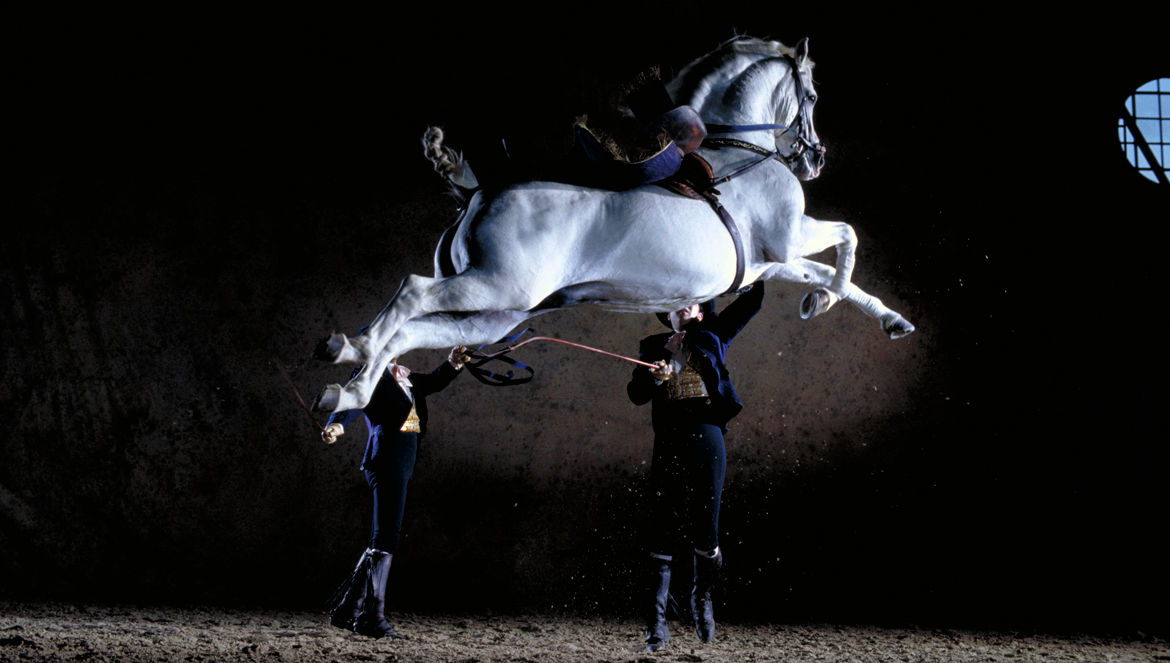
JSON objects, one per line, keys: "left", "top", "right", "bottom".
{"left": 627, "top": 283, "right": 764, "bottom": 431}
{"left": 326, "top": 361, "right": 461, "bottom": 470}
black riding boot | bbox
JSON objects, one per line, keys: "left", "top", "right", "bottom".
{"left": 644, "top": 557, "right": 672, "bottom": 653}
{"left": 329, "top": 549, "right": 374, "bottom": 631}
{"left": 354, "top": 550, "right": 400, "bottom": 639}
{"left": 691, "top": 549, "right": 722, "bottom": 643}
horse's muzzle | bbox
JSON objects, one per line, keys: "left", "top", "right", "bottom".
{"left": 789, "top": 145, "right": 825, "bottom": 180}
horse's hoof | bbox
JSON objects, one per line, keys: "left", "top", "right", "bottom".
{"left": 882, "top": 314, "right": 916, "bottom": 339}
{"left": 799, "top": 288, "right": 837, "bottom": 319}
{"left": 312, "top": 333, "right": 348, "bottom": 362}
{"left": 311, "top": 384, "right": 342, "bottom": 413}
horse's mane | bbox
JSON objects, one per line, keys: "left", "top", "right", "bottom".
{"left": 669, "top": 36, "right": 811, "bottom": 108}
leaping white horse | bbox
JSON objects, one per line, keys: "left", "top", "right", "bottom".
{"left": 312, "top": 36, "right": 914, "bottom": 413}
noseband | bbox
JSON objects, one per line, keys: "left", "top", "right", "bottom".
{"left": 703, "top": 54, "right": 825, "bottom": 170}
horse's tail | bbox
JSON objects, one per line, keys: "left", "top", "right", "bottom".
{"left": 422, "top": 126, "right": 479, "bottom": 197}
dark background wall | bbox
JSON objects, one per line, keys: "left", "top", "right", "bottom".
{"left": 5, "top": 4, "right": 1165, "bottom": 636}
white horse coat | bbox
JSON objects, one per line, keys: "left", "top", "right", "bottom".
{"left": 313, "top": 37, "right": 914, "bottom": 413}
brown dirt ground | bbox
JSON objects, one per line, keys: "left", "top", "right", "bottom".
{"left": 1, "top": 603, "right": 1165, "bottom": 663}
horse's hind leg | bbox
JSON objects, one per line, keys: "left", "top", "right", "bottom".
{"left": 315, "top": 272, "right": 505, "bottom": 385}
{"left": 312, "top": 310, "right": 541, "bottom": 413}
{"left": 764, "top": 259, "right": 914, "bottom": 339}
{"left": 314, "top": 274, "right": 440, "bottom": 365}
{"left": 312, "top": 272, "right": 554, "bottom": 411}
{"left": 315, "top": 271, "right": 536, "bottom": 364}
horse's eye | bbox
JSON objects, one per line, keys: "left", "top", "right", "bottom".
{"left": 808, "top": 95, "right": 817, "bottom": 104}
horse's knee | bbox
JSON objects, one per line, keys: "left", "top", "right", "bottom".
{"left": 839, "top": 224, "right": 857, "bottom": 250}
{"left": 395, "top": 274, "right": 435, "bottom": 309}
{"left": 400, "top": 273, "right": 431, "bottom": 293}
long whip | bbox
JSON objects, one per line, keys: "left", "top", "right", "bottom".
{"left": 273, "top": 358, "right": 327, "bottom": 433}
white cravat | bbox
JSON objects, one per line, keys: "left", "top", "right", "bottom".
{"left": 390, "top": 364, "right": 413, "bottom": 403}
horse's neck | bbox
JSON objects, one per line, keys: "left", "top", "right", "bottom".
{"left": 679, "top": 55, "right": 799, "bottom": 154}
{"left": 694, "top": 145, "right": 802, "bottom": 209}
{"left": 695, "top": 145, "right": 773, "bottom": 179}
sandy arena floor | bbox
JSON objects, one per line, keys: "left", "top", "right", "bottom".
{"left": 1, "top": 603, "right": 1165, "bottom": 663}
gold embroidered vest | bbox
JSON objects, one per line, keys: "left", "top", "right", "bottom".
{"left": 400, "top": 405, "right": 421, "bottom": 433}
{"left": 664, "top": 351, "right": 708, "bottom": 400}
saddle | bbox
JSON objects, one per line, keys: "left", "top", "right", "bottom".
{"left": 570, "top": 104, "right": 707, "bottom": 191}
{"left": 655, "top": 152, "right": 716, "bottom": 201}
{"left": 575, "top": 99, "right": 748, "bottom": 296}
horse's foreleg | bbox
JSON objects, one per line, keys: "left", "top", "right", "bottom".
{"left": 764, "top": 259, "right": 914, "bottom": 339}
{"left": 787, "top": 216, "right": 858, "bottom": 317}
{"left": 312, "top": 310, "right": 542, "bottom": 413}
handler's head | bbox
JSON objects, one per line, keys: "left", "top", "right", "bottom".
{"left": 668, "top": 304, "right": 704, "bottom": 331}
{"left": 657, "top": 300, "right": 715, "bottom": 331}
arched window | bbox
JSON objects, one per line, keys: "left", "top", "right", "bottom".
{"left": 1118, "top": 78, "right": 1168, "bottom": 184}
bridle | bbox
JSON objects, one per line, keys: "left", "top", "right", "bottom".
{"left": 702, "top": 54, "right": 825, "bottom": 173}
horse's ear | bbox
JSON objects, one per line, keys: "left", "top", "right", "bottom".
{"left": 795, "top": 37, "right": 809, "bottom": 66}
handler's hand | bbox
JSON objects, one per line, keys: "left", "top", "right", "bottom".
{"left": 650, "top": 360, "right": 674, "bottom": 381}
{"left": 448, "top": 345, "right": 471, "bottom": 370}
{"left": 322, "top": 423, "right": 344, "bottom": 445}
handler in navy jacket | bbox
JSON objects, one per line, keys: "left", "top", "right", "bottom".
{"left": 322, "top": 345, "right": 468, "bottom": 640}
{"left": 627, "top": 282, "right": 764, "bottom": 652}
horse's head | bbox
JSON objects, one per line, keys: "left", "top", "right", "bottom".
{"left": 668, "top": 36, "right": 827, "bottom": 180}
{"left": 775, "top": 38, "right": 825, "bottom": 181}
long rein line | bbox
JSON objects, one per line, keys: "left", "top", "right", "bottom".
{"left": 278, "top": 332, "right": 658, "bottom": 426}
{"left": 473, "top": 334, "right": 658, "bottom": 368}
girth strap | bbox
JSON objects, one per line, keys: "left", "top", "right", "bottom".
{"left": 702, "top": 192, "right": 746, "bottom": 295}
{"left": 655, "top": 153, "right": 746, "bottom": 295}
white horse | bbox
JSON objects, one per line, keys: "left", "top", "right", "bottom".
{"left": 312, "top": 36, "right": 914, "bottom": 413}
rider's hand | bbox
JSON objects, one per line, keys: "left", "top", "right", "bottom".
{"left": 322, "top": 423, "right": 344, "bottom": 445}
{"left": 650, "top": 360, "right": 674, "bottom": 381}
{"left": 448, "top": 345, "right": 470, "bottom": 370}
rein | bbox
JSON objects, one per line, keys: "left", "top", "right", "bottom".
{"left": 704, "top": 122, "right": 792, "bottom": 134}
{"left": 701, "top": 139, "right": 780, "bottom": 186}
{"left": 464, "top": 329, "right": 657, "bottom": 387}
